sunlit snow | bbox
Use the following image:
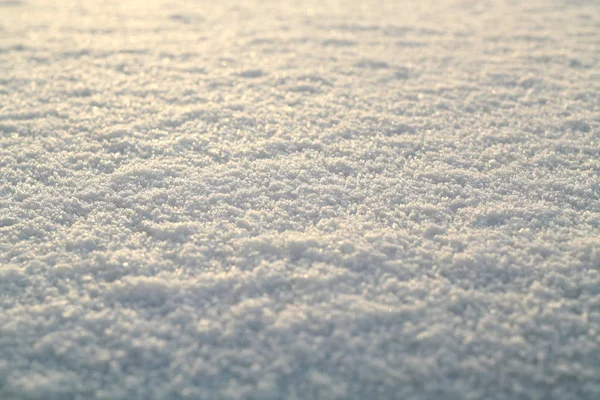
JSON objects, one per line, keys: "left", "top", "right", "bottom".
{"left": 1, "top": 0, "right": 599, "bottom": 399}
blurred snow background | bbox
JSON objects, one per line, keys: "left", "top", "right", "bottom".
{"left": 1, "top": 0, "right": 599, "bottom": 398}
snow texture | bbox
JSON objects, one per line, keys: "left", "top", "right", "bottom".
{"left": 1, "top": 0, "right": 600, "bottom": 399}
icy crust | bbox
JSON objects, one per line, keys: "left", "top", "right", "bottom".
{"left": 1, "top": 0, "right": 600, "bottom": 399}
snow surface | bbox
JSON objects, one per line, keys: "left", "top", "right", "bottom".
{"left": 1, "top": 0, "right": 600, "bottom": 399}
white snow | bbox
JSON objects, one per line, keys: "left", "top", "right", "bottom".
{"left": 1, "top": 0, "right": 599, "bottom": 399}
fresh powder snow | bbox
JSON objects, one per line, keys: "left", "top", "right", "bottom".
{"left": 1, "top": 0, "right": 599, "bottom": 399}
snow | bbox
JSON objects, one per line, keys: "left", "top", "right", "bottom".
{"left": 1, "top": 0, "right": 599, "bottom": 398}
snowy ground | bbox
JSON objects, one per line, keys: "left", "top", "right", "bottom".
{"left": 1, "top": 0, "right": 599, "bottom": 399}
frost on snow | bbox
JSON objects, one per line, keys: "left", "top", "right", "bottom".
{"left": 1, "top": 0, "right": 600, "bottom": 399}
